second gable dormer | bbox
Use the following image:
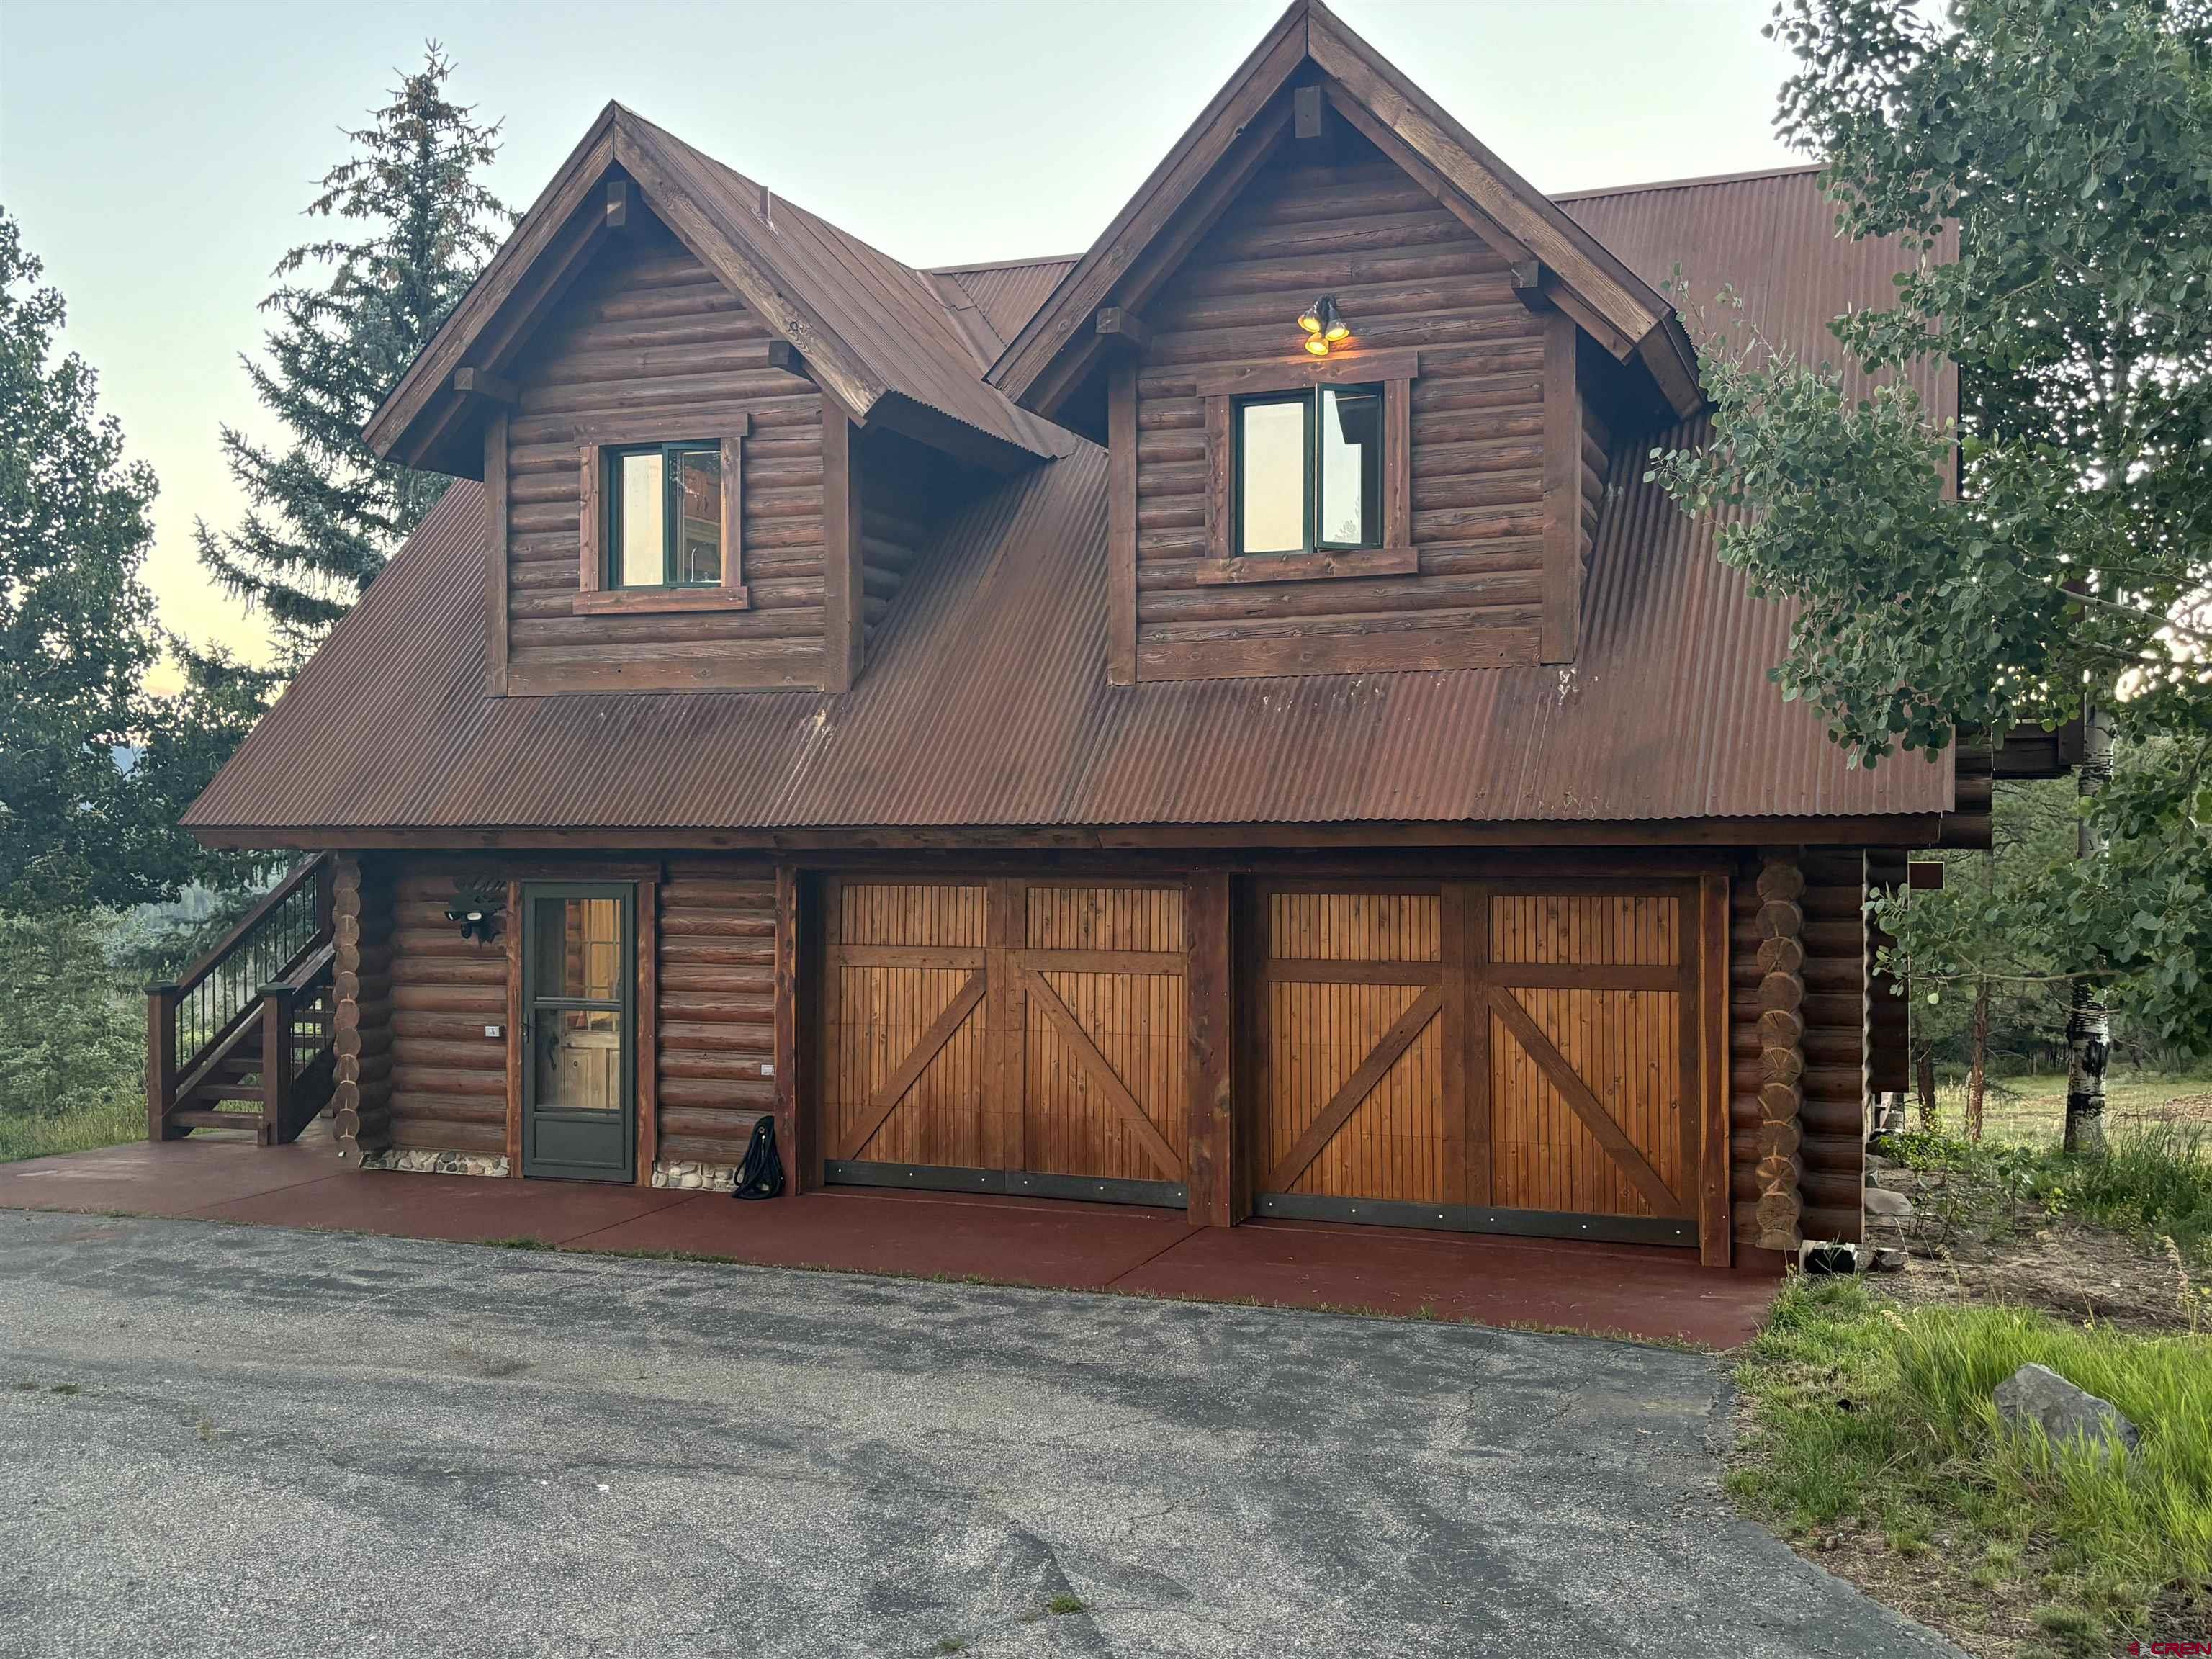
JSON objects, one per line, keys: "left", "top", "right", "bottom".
{"left": 991, "top": 0, "right": 1704, "bottom": 683}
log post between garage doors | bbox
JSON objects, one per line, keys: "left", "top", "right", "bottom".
{"left": 1186, "top": 870, "right": 1235, "bottom": 1227}
{"left": 773, "top": 865, "right": 808, "bottom": 1193}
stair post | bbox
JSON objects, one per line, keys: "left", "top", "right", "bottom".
{"left": 146, "top": 983, "right": 181, "bottom": 1141}
{"left": 258, "top": 984, "right": 295, "bottom": 1148}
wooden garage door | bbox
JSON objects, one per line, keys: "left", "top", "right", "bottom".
{"left": 821, "top": 878, "right": 1189, "bottom": 1205}
{"left": 1256, "top": 881, "right": 1717, "bottom": 1248}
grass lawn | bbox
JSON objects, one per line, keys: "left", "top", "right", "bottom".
{"left": 0, "top": 1092, "right": 144, "bottom": 1164}
{"left": 1930, "top": 1068, "right": 2212, "bottom": 1144}
{"left": 1732, "top": 1277, "right": 2211, "bottom": 1658}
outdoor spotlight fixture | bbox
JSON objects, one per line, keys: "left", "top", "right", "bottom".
{"left": 445, "top": 879, "right": 505, "bottom": 944}
{"left": 1298, "top": 293, "right": 1348, "bottom": 355}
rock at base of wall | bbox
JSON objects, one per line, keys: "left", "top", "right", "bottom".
{"left": 651, "top": 1160, "right": 739, "bottom": 1192}
{"left": 361, "top": 1148, "right": 511, "bottom": 1179}
{"left": 1995, "top": 1362, "right": 2139, "bottom": 1455}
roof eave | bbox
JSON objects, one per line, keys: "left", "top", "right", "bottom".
{"left": 993, "top": 0, "right": 1707, "bottom": 429}
{"left": 364, "top": 102, "right": 626, "bottom": 469}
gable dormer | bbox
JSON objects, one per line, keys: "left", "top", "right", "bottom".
{"left": 363, "top": 104, "right": 1057, "bottom": 698}
{"left": 991, "top": 0, "right": 1701, "bottom": 683}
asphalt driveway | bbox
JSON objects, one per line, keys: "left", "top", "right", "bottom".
{"left": 0, "top": 1209, "right": 1953, "bottom": 1658}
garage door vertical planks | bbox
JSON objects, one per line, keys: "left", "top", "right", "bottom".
{"left": 824, "top": 879, "right": 993, "bottom": 1177}
{"left": 1261, "top": 886, "right": 1455, "bottom": 1225}
{"left": 820, "top": 878, "right": 1190, "bottom": 1204}
{"left": 1486, "top": 889, "right": 1692, "bottom": 1236}
{"left": 1257, "top": 878, "right": 1725, "bottom": 1251}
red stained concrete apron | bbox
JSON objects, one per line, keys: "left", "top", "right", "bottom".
{"left": 0, "top": 1133, "right": 1779, "bottom": 1347}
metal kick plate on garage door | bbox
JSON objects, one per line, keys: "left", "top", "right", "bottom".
{"left": 1254, "top": 1191, "right": 1697, "bottom": 1248}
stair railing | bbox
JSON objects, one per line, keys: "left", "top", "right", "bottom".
{"left": 147, "top": 854, "right": 335, "bottom": 1142}
{"left": 255, "top": 938, "right": 338, "bottom": 1146}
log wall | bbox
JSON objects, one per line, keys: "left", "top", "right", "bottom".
{"left": 503, "top": 215, "right": 829, "bottom": 694}
{"left": 331, "top": 853, "right": 394, "bottom": 1166}
{"left": 1130, "top": 130, "right": 1597, "bottom": 680}
{"left": 655, "top": 860, "right": 778, "bottom": 1169}
{"left": 350, "top": 847, "right": 1858, "bottom": 1260}
{"left": 1729, "top": 848, "right": 1867, "bottom": 1246}
{"left": 387, "top": 864, "right": 510, "bottom": 1158}
{"left": 855, "top": 427, "right": 953, "bottom": 654}
{"left": 360, "top": 857, "right": 778, "bottom": 1176}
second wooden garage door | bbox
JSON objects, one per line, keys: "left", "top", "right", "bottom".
{"left": 821, "top": 878, "right": 1189, "bottom": 1205}
{"left": 1256, "top": 881, "right": 1719, "bottom": 1247}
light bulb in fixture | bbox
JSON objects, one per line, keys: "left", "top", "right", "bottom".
{"left": 1303, "top": 333, "right": 1331, "bottom": 357}
{"left": 1296, "top": 300, "right": 1324, "bottom": 335}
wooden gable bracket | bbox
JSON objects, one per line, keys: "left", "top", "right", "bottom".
{"left": 450, "top": 367, "right": 518, "bottom": 406}
{"left": 1510, "top": 259, "right": 1553, "bottom": 311}
{"left": 1292, "top": 82, "right": 1336, "bottom": 161}
{"left": 1094, "top": 306, "right": 1151, "bottom": 355}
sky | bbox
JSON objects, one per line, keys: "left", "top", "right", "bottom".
{"left": 0, "top": 0, "right": 1801, "bottom": 681}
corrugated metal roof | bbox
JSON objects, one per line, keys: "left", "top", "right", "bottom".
{"left": 625, "top": 110, "right": 1064, "bottom": 460}
{"left": 936, "top": 259, "right": 1081, "bottom": 350}
{"left": 187, "top": 167, "right": 1958, "bottom": 839}
{"left": 1562, "top": 166, "right": 1956, "bottom": 411}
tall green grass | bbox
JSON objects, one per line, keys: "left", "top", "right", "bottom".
{"left": 0, "top": 1089, "right": 143, "bottom": 1164}
{"left": 2052, "top": 1123, "right": 2212, "bottom": 1264}
{"left": 1889, "top": 1120, "right": 2212, "bottom": 1266}
{"left": 1737, "top": 1277, "right": 2212, "bottom": 1653}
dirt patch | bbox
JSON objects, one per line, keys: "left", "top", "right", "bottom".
{"left": 1865, "top": 1162, "right": 2201, "bottom": 1334}
{"left": 1784, "top": 1513, "right": 2047, "bottom": 1659}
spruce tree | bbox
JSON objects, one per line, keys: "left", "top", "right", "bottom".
{"left": 196, "top": 44, "right": 510, "bottom": 667}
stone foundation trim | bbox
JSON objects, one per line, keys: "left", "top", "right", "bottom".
{"left": 361, "top": 1148, "right": 510, "bottom": 1179}
{"left": 652, "top": 1160, "right": 740, "bottom": 1192}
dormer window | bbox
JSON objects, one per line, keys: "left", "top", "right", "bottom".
{"left": 1235, "top": 384, "right": 1383, "bottom": 557}
{"left": 574, "top": 423, "right": 750, "bottom": 615}
{"left": 611, "top": 443, "right": 723, "bottom": 588}
{"left": 1192, "top": 350, "right": 1419, "bottom": 587}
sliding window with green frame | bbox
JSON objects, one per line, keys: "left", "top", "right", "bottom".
{"left": 607, "top": 441, "right": 724, "bottom": 588}
{"left": 1233, "top": 382, "right": 1385, "bottom": 557}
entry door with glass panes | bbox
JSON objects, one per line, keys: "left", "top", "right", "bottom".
{"left": 521, "top": 884, "right": 635, "bottom": 1182}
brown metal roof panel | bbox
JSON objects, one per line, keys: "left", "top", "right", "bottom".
{"left": 184, "top": 440, "right": 1950, "bottom": 837}
{"left": 621, "top": 109, "right": 1059, "bottom": 460}
{"left": 939, "top": 260, "right": 1080, "bottom": 349}
{"left": 1562, "top": 168, "right": 1956, "bottom": 412}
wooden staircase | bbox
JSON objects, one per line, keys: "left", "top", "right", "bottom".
{"left": 147, "top": 855, "right": 339, "bottom": 1147}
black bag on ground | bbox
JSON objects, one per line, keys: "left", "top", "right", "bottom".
{"left": 732, "top": 1115, "right": 785, "bottom": 1200}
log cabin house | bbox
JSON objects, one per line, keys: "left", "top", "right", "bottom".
{"left": 152, "top": 0, "right": 1992, "bottom": 1271}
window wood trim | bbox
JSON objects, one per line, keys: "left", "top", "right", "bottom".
{"left": 1192, "top": 347, "right": 1419, "bottom": 398}
{"left": 1201, "top": 354, "right": 1416, "bottom": 583}
{"left": 573, "top": 421, "right": 750, "bottom": 615}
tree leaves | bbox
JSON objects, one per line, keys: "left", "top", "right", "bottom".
{"left": 1670, "top": 0, "right": 2212, "bottom": 1053}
